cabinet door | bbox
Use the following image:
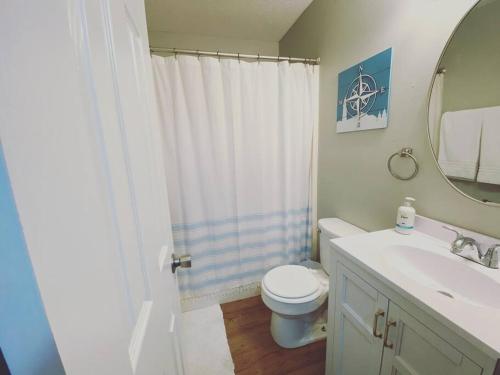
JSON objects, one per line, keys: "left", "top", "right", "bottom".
{"left": 333, "top": 264, "right": 389, "bottom": 375}
{"left": 380, "top": 302, "right": 482, "bottom": 375}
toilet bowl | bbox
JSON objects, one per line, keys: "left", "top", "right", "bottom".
{"left": 261, "top": 218, "right": 365, "bottom": 348}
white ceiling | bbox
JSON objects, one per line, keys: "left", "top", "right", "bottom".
{"left": 145, "top": 0, "right": 314, "bottom": 42}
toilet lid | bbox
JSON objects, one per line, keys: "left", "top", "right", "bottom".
{"left": 263, "top": 265, "right": 320, "bottom": 299}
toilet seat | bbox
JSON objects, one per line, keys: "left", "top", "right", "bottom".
{"left": 261, "top": 265, "right": 328, "bottom": 308}
{"left": 262, "top": 265, "right": 320, "bottom": 299}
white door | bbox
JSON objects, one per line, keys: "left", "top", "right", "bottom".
{"left": 380, "top": 302, "right": 482, "bottom": 375}
{"left": 333, "top": 264, "right": 388, "bottom": 375}
{"left": 0, "top": 1, "right": 184, "bottom": 374}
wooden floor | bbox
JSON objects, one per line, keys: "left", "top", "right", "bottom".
{"left": 221, "top": 296, "right": 326, "bottom": 375}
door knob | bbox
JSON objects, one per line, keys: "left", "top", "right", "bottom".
{"left": 171, "top": 254, "right": 192, "bottom": 274}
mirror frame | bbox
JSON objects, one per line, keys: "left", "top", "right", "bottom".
{"left": 426, "top": 0, "right": 500, "bottom": 207}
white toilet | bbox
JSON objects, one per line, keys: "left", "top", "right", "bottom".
{"left": 261, "top": 218, "right": 365, "bottom": 348}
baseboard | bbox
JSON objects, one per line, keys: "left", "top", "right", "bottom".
{"left": 180, "top": 282, "right": 261, "bottom": 312}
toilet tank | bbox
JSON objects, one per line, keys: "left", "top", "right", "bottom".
{"left": 318, "top": 218, "right": 365, "bottom": 275}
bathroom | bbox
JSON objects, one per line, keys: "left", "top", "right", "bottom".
{"left": 1, "top": 0, "right": 499, "bottom": 374}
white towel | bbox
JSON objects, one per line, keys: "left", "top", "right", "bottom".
{"left": 477, "top": 106, "right": 500, "bottom": 185}
{"left": 438, "top": 109, "right": 483, "bottom": 180}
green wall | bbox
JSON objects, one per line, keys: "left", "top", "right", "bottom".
{"left": 441, "top": 1, "right": 500, "bottom": 113}
{"left": 280, "top": 0, "right": 500, "bottom": 238}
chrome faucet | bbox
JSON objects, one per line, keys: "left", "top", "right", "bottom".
{"left": 443, "top": 226, "right": 499, "bottom": 269}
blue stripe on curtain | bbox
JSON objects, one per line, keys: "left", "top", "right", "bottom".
{"left": 173, "top": 208, "right": 312, "bottom": 294}
{"left": 174, "top": 220, "right": 310, "bottom": 248}
{"left": 177, "top": 245, "right": 310, "bottom": 278}
{"left": 172, "top": 207, "right": 311, "bottom": 232}
{"left": 177, "top": 249, "right": 310, "bottom": 292}
{"left": 176, "top": 232, "right": 312, "bottom": 260}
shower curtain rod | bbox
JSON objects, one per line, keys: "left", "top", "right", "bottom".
{"left": 149, "top": 47, "right": 320, "bottom": 65}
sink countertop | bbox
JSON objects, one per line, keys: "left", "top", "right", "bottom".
{"left": 331, "top": 229, "right": 500, "bottom": 359}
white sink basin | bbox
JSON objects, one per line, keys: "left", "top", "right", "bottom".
{"left": 380, "top": 245, "right": 500, "bottom": 309}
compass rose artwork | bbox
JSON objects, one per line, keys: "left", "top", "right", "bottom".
{"left": 336, "top": 48, "right": 392, "bottom": 133}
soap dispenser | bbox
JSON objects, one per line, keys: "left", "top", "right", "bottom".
{"left": 395, "top": 197, "right": 416, "bottom": 235}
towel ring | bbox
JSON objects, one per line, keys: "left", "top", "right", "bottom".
{"left": 387, "top": 147, "right": 419, "bottom": 180}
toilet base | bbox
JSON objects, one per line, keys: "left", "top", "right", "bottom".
{"left": 269, "top": 307, "right": 327, "bottom": 349}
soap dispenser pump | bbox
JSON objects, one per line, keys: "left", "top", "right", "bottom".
{"left": 395, "top": 197, "right": 416, "bottom": 235}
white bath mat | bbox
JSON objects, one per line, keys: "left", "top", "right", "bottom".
{"left": 181, "top": 304, "right": 235, "bottom": 375}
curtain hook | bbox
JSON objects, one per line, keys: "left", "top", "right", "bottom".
{"left": 217, "top": 50, "right": 220, "bottom": 61}
{"left": 237, "top": 53, "right": 240, "bottom": 63}
{"left": 197, "top": 50, "right": 200, "bottom": 60}
{"left": 173, "top": 47, "right": 177, "bottom": 60}
{"left": 289, "top": 56, "right": 292, "bottom": 65}
{"left": 257, "top": 53, "right": 260, "bottom": 64}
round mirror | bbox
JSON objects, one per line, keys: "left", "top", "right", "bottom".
{"left": 428, "top": 0, "right": 500, "bottom": 205}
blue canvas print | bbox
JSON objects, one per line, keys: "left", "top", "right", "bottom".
{"left": 336, "top": 48, "right": 392, "bottom": 133}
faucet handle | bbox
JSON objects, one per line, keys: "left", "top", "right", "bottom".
{"left": 484, "top": 244, "right": 500, "bottom": 269}
{"left": 442, "top": 225, "right": 463, "bottom": 240}
{"left": 442, "top": 225, "right": 468, "bottom": 254}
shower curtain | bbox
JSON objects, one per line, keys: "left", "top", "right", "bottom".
{"left": 152, "top": 55, "right": 318, "bottom": 300}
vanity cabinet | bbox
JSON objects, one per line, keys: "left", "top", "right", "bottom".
{"left": 332, "top": 263, "right": 483, "bottom": 375}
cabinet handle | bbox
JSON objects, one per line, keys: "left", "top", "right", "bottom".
{"left": 383, "top": 319, "right": 397, "bottom": 349}
{"left": 372, "top": 309, "right": 385, "bottom": 338}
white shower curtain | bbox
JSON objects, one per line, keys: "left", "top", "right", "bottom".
{"left": 152, "top": 55, "right": 318, "bottom": 299}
